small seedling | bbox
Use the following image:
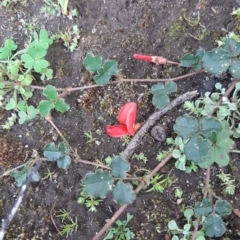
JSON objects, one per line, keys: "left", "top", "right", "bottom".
{"left": 217, "top": 172, "right": 236, "bottom": 195}
{"left": 56, "top": 209, "right": 70, "bottom": 223}
{"left": 104, "top": 213, "right": 135, "bottom": 240}
{"left": 83, "top": 130, "right": 98, "bottom": 144}
{"left": 78, "top": 189, "right": 102, "bottom": 212}
{"left": 42, "top": 168, "right": 55, "bottom": 181}
{"left": 121, "top": 135, "right": 131, "bottom": 146}
{"left": 175, "top": 188, "right": 183, "bottom": 199}
{"left": 133, "top": 152, "right": 148, "bottom": 163}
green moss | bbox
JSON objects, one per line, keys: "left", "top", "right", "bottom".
{"left": 168, "top": 22, "right": 186, "bottom": 40}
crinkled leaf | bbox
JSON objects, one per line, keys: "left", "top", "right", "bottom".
{"left": 82, "top": 169, "right": 113, "bottom": 198}
{"left": 194, "top": 198, "right": 212, "bottom": 216}
{"left": 94, "top": 60, "right": 118, "bottom": 86}
{"left": 151, "top": 83, "right": 165, "bottom": 95}
{"left": 83, "top": 53, "right": 102, "bottom": 73}
{"left": 55, "top": 98, "right": 70, "bottom": 113}
{"left": 203, "top": 213, "right": 226, "bottom": 237}
{"left": 173, "top": 115, "right": 198, "bottom": 139}
{"left": 112, "top": 181, "right": 136, "bottom": 205}
{"left": 38, "top": 100, "right": 55, "bottom": 117}
{"left": 184, "top": 134, "right": 210, "bottom": 163}
{"left": 43, "top": 143, "right": 62, "bottom": 161}
{"left": 43, "top": 85, "right": 58, "bottom": 100}
{"left": 199, "top": 117, "right": 222, "bottom": 138}
{"left": 152, "top": 93, "right": 169, "bottom": 109}
{"left": 110, "top": 156, "right": 130, "bottom": 178}
{"left": 165, "top": 81, "right": 177, "bottom": 94}
{"left": 214, "top": 200, "right": 232, "bottom": 216}
{"left": 11, "top": 167, "right": 40, "bottom": 187}
{"left": 58, "top": 142, "right": 70, "bottom": 154}
{"left": 202, "top": 48, "right": 230, "bottom": 75}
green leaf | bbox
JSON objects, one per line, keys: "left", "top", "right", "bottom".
{"left": 165, "top": 81, "right": 177, "bottom": 94}
{"left": 152, "top": 93, "right": 170, "bottom": 109}
{"left": 181, "top": 53, "right": 197, "bottom": 67}
{"left": 194, "top": 198, "right": 212, "bottom": 216}
{"left": 173, "top": 115, "right": 198, "bottom": 139}
{"left": 214, "top": 200, "right": 232, "bottom": 216}
{"left": 38, "top": 100, "right": 55, "bottom": 117}
{"left": 57, "top": 154, "right": 71, "bottom": 169}
{"left": 94, "top": 60, "right": 118, "bottom": 86}
{"left": 55, "top": 98, "right": 70, "bottom": 113}
{"left": 58, "top": 142, "right": 70, "bottom": 154}
{"left": 18, "top": 74, "right": 33, "bottom": 86}
{"left": 31, "top": 29, "right": 53, "bottom": 50}
{"left": 82, "top": 169, "right": 114, "bottom": 198}
{"left": 112, "top": 181, "right": 136, "bottom": 205}
{"left": 43, "top": 85, "right": 58, "bottom": 100}
{"left": 110, "top": 156, "right": 130, "bottom": 178}
{"left": 202, "top": 48, "right": 230, "bottom": 75}
{"left": 43, "top": 143, "right": 62, "bottom": 161}
{"left": 5, "top": 98, "right": 16, "bottom": 110}
{"left": 184, "top": 208, "right": 194, "bottom": 222}
{"left": 168, "top": 220, "right": 179, "bottom": 231}
{"left": 17, "top": 100, "right": 27, "bottom": 112}
{"left": 184, "top": 134, "right": 210, "bottom": 163}
{"left": 203, "top": 213, "right": 226, "bottom": 237}
{"left": 83, "top": 53, "right": 102, "bottom": 73}
{"left": 11, "top": 167, "right": 40, "bottom": 187}
{"left": 34, "top": 59, "right": 49, "bottom": 73}
{"left": 0, "top": 39, "right": 17, "bottom": 59}
{"left": 28, "top": 47, "right": 47, "bottom": 59}
{"left": 222, "top": 38, "right": 240, "bottom": 57}
{"left": 21, "top": 53, "right": 34, "bottom": 68}
{"left": 151, "top": 83, "right": 165, "bottom": 95}
{"left": 199, "top": 117, "right": 222, "bottom": 138}
{"left": 18, "top": 111, "right": 27, "bottom": 124}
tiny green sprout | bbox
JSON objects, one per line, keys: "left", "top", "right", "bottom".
{"left": 133, "top": 152, "right": 148, "bottom": 163}
{"left": 60, "top": 216, "right": 78, "bottom": 237}
{"left": 156, "top": 150, "right": 171, "bottom": 161}
{"left": 56, "top": 209, "right": 70, "bottom": 223}
{"left": 42, "top": 168, "right": 55, "bottom": 181}
{"left": 174, "top": 188, "right": 183, "bottom": 199}
{"left": 121, "top": 135, "right": 131, "bottom": 146}
{"left": 231, "top": 7, "right": 240, "bottom": 17}
{"left": 78, "top": 188, "right": 102, "bottom": 212}
{"left": 83, "top": 130, "right": 98, "bottom": 144}
{"left": 105, "top": 156, "right": 112, "bottom": 165}
{"left": 71, "top": 8, "right": 78, "bottom": 17}
{"left": 41, "top": 0, "right": 60, "bottom": 15}
{"left": 104, "top": 213, "right": 135, "bottom": 240}
{"left": 217, "top": 172, "right": 236, "bottom": 195}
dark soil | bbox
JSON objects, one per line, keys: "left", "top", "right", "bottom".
{"left": 0, "top": 0, "right": 240, "bottom": 239}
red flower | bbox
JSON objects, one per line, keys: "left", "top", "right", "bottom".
{"left": 106, "top": 102, "right": 138, "bottom": 138}
{"left": 133, "top": 54, "right": 168, "bottom": 65}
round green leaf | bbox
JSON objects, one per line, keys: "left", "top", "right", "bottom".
{"left": 43, "top": 85, "right": 58, "bottom": 100}
{"left": 165, "top": 81, "right": 177, "bottom": 94}
{"left": 5, "top": 98, "right": 17, "bottom": 110}
{"left": 112, "top": 181, "right": 136, "bottom": 205}
{"left": 21, "top": 53, "right": 34, "bottom": 68}
{"left": 151, "top": 83, "right": 165, "bottom": 95}
{"left": 28, "top": 47, "right": 47, "bottom": 59}
{"left": 222, "top": 38, "right": 240, "bottom": 57}
{"left": 34, "top": 59, "right": 49, "bottom": 72}
{"left": 168, "top": 220, "right": 179, "bottom": 231}
{"left": 194, "top": 198, "right": 212, "bottom": 216}
{"left": 214, "top": 200, "right": 232, "bottom": 216}
{"left": 152, "top": 93, "right": 169, "bottom": 109}
{"left": 199, "top": 117, "right": 222, "bottom": 138}
{"left": 110, "top": 156, "right": 130, "bottom": 178}
{"left": 38, "top": 100, "right": 55, "bottom": 117}
{"left": 203, "top": 213, "right": 226, "bottom": 237}
{"left": 229, "top": 59, "right": 240, "bottom": 80}
{"left": 43, "top": 143, "right": 62, "bottom": 161}
{"left": 55, "top": 98, "right": 70, "bottom": 113}
{"left": 181, "top": 53, "right": 197, "bottom": 67}
{"left": 82, "top": 169, "right": 113, "bottom": 199}
{"left": 83, "top": 53, "right": 102, "bottom": 73}
{"left": 57, "top": 154, "right": 71, "bottom": 169}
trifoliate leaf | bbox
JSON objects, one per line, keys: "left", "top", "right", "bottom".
{"left": 38, "top": 100, "right": 55, "bottom": 117}
{"left": 82, "top": 169, "right": 114, "bottom": 198}
{"left": 152, "top": 93, "right": 170, "bottom": 109}
{"left": 110, "top": 156, "right": 130, "bottom": 178}
{"left": 43, "top": 143, "right": 62, "bottom": 161}
{"left": 43, "top": 85, "right": 58, "bottom": 100}
{"left": 55, "top": 98, "right": 70, "bottom": 113}
{"left": 112, "top": 181, "right": 136, "bottom": 205}
{"left": 151, "top": 83, "right": 165, "bottom": 95}
{"left": 57, "top": 154, "right": 71, "bottom": 169}
{"left": 5, "top": 98, "right": 17, "bottom": 110}
{"left": 165, "top": 81, "right": 177, "bottom": 94}
{"left": 0, "top": 39, "right": 17, "bottom": 59}
{"left": 199, "top": 117, "right": 222, "bottom": 138}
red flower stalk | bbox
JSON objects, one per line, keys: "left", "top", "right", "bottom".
{"left": 133, "top": 54, "right": 168, "bottom": 65}
{"left": 106, "top": 102, "right": 139, "bottom": 138}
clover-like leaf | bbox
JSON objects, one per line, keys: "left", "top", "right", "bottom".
{"left": 194, "top": 198, "right": 212, "bottom": 216}
{"left": 112, "top": 181, "right": 136, "bottom": 205}
{"left": 214, "top": 200, "right": 232, "bottom": 216}
{"left": 21, "top": 53, "right": 34, "bottom": 68}
{"left": 83, "top": 53, "right": 102, "bottom": 73}
{"left": 168, "top": 220, "right": 179, "bottom": 231}
{"left": 203, "top": 213, "right": 226, "bottom": 237}
{"left": 93, "top": 60, "right": 118, "bottom": 86}
{"left": 33, "top": 59, "right": 49, "bottom": 73}
{"left": 82, "top": 169, "right": 114, "bottom": 199}
{"left": 0, "top": 39, "right": 17, "bottom": 59}
{"left": 202, "top": 48, "right": 230, "bottom": 75}
{"left": 110, "top": 156, "right": 130, "bottom": 178}
{"left": 173, "top": 115, "right": 198, "bottom": 139}
{"left": 31, "top": 29, "right": 53, "bottom": 50}
{"left": 229, "top": 59, "right": 240, "bottom": 80}
{"left": 38, "top": 100, "right": 55, "bottom": 117}
{"left": 222, "top": 38, "right": 240, "bottom": 57}
{"left": 43, "top": 85, "right": 58, "bottom": 100}
{"left": 5, "top": 98, "right": 17, "bottom": 110}
{"left": 181, "top": 53, "right": 196, "bottom": 67}
{"left": 151, "top": 83, "right": 165, "bottom": 95}
{"left": 11, "top": 167, "right": 40, "bottom": 187}
{"left": 55, "top": 98, "right": 70, "bottom": 113}
{"left": 18, "top": 74, "right": 33, "bottom": 86}
{"left": 43, "top": 143, "right": 62, "bottom": 161}
{"left": 28, "top": 47, "right": 47, "bottom": 59}
{"left": 199, "top": 117, "right": 222, "bottom": 138}
{"left": 184, "top": 134, "right": 210, "bottom": 163}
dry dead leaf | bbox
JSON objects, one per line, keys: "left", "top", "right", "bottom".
{"left": 233, "top": 208, "right": 240, "bottom": 218}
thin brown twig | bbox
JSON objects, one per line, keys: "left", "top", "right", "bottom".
{"left": 50, "top": 201, "right": 62, "bottom": 236}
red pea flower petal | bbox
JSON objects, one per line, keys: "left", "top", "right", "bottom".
{"left": 117, "top": 102, "right": 137, "bottom": 125}
{"left": 106, "top": 125, "right": 129, "bottom": 138}
{"left": 133, "top": 54, "right": 153, "bottom": 62}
